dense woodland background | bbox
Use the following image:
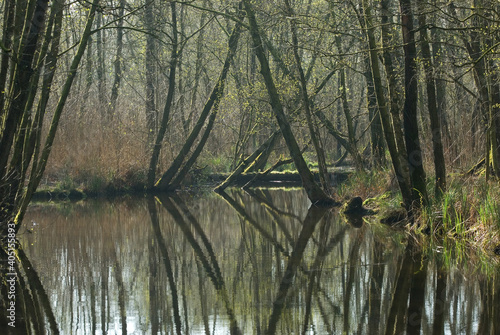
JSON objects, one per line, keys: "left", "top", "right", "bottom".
{"left": 2, "top": 0, "right": 500, "bottom": 228}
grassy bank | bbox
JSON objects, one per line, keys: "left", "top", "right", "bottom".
{"left": 338, "top": 169, "right": 500, "bottom": 267}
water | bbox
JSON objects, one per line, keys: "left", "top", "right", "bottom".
{"left": 9, "top": 188, "right": 500, "bottom": 334}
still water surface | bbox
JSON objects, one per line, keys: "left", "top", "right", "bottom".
{"left": 19, "top": 188, "right": 500, "bottom": 334}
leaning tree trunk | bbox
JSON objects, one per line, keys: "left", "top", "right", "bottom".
{"left": 214, "top": 130, "right": 280, "bottom": 192}
{"left": 285, "top": 0, "right": 331, "bottom": 190}
{"left": 12, "top": 0, "right": 100, "bottom": 229}
{"left": 147, "top": 0, "right": 178, "bottom": 189}
{"left": 154, "top": 4, "right": 245, "bottom": 190}
{"left": 243, "top": 0, "right": 336, "bottom": 206}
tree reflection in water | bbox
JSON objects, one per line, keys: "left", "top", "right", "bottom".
{"left": 5, "top": 189, "right": 499, "bottom": 334}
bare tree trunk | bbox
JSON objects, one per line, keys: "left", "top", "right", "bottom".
{"left": 0, "top": 0, "right": 15, "bottom": 114}
{"left": 400, "top": 0, "right": 428, "bottom": 206}
{"left": 380, "top": 0, "right": 408, "bottom": 165}
{"left": 147, "top": 0, "right": 179, "bottom": 189}
{"left": 155, "top": 4, "right": 244, "bottom": 190}
{"left": 144, "top": 0, "right": 157, "bottom": 145}
{"left": 107, "top": 0, "right": 125, "bottom": 120}
{"left": 0, "top": 0, "right": 49, "bottom": 182}
{"left": 186, "top": 3, "right": 207, "bottom": 134}
{"left": 13, "top": 0, "right": 100, "bottom": 227}
{"left": 80, "top": 35, "right": 93, "bottom": 117}
{"left": 243, "top": 0, "right": 337, "bottom": 206}
{"left": 95, "top": 12, "right": 106, "bottom": 113}
{"left": 361, "top": 0, "right": 413, "bottom": 209}
{"left": 284, "top": 0, "right": 331, "bottom": 190}
{"left": 365, "top": 56, "right": 384, "bottom": 167}
{"left": 418, "top": 0, "right": 446, "bottom": 197}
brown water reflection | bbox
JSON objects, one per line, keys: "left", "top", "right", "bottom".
{"left": 8, "top": 188, "right": 500, "bottom": 334}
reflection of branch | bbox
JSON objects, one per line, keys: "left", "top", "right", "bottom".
{"left": 110, "top": 246, "right": 127, "bottom": 334}
{"left": 245, "top": 188, "right": 302, "bottom": 221}
{"left": 147, "top": 197, "right": 182, "bottom": 335}
{"left": 157, "top": 195, "right": 241, "bottom": 334}
{"left": 241, "top": 189, "right": 300, "bottom": 247}
{"left": 385, "top": 242, "right": 416, "bottom": 335}
{"left": 301, "top": 215, "right": 348, "bottom": 333}
{"left": 16, "top": 246, "right": 59, "bottom": 334}
{"left": 216, "top": 190, "right": 289, "bottom": 255}
{"left": 172, "top": 195, "right": 224, "bottom": 282}
{"left": 266, "top": 206, "right": 328, "bottom": 335}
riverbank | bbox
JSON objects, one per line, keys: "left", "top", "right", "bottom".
{"left": 32, "top": 167, "right": 354, "bottom": 200}
{"left": 31, "top": 167, "right": 500, "bottom": 262}
{"left": 337, "top": 169, "right": 500, "bottom": 262}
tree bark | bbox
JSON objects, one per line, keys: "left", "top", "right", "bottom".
{"left": 380, "top": 0, "right": 408, "bottom": 165}
{"left": 0, "top": 0, "right": 15, "bottom": 114}
{"left": 0, "top": 0, "right": 49, "bottom": 182}
{"left": 13, "top": 0, "right": 100, "bottom": 227}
